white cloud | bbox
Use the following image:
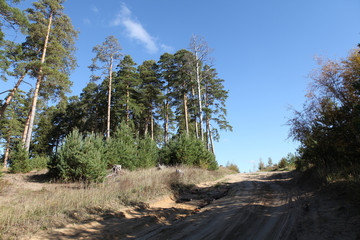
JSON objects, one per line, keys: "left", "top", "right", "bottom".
{"left": 91, "top": 5, "right": 99, "bottom": 14}
{"left": 112, "top": 3, "right": 171, "bottom": 54}
{"left": 122, "top": 19, "right": 158, "bottom": 53}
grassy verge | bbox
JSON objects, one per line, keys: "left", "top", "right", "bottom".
{"left": 0, "top": 166, "right": 235, "bottom": 239}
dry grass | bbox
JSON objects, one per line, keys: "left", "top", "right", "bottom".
{"left": 0, "top": 166, "right": 235, "bottom": 239}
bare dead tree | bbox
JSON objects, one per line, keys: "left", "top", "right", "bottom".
{"left": 189, "top": 35, "right": 213, "bottom": 141}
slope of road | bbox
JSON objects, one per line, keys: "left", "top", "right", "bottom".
{"left": 32, "top": 171, "right": 360, "bottom": 240}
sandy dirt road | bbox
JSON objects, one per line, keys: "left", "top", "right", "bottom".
{"left": 34, "top": 171, "right": 360, "bottom": 240}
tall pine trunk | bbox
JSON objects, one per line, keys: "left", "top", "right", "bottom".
{"left": 126, "top": 83, "right": 129, "bottom": 126}
{"left": 209, "top": 125, "right": 215, "bottom": 154}
{"left": 164, "top": 87, "right": 169, "bottom": 143}
{"left": 106, "top": 56, "right": 113, "bottom": 139}
{"left": 144, "top": 117, "right": 149, "bottom": 136}
{"left": 183, "top": 80, "right": 189, "bottom": 134}
{"left": 195, "top": 52, "right": 204, "bottom": 141}
{"left": 3, "top": 119, "right": 12, "bottom": 168}
{"left": 24, "top": 11, "right": 53, "bottom": 152}
{"left": 4, "top": 135, "right": 10, "bottom": 168}
{"left": 0, "top": 69, "right": 29, "bottom": 121}
{"left": 191, "top": 86, "right": 199, "bottom": 138}
{"left": 22, "top": 109, "right": 31, "bottom": 145}
{"left": 150, "top": 107, "right": 154, "bottom": 140}
{"left": 204, "top": 89, "right": 210, "bottom": 150}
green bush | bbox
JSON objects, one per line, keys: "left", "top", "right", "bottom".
{"left": 137, "top": 136, "right": 159, "bottom": 168}
{"left": 31, "top": 155, "right": 49, "bottom": 170}
{"left": 160, "top": 134, "right": 218, "bottom": 170}
{"left": 10, "top": 143, "right": 31, "bottom": 173}
{"left": 278, "top": 157, "right": 288, "bottom": 169}
{"left": 258, "top": 158, "right": 265, "bottom": 170}
{"left": 104, "top": 123, "right": 139, "bottom": 170}
{"left": 49, "top": 130, "right": 107, "bottom": 182}
{"left": 226, "top": 161, "right": 240, "bottom": 173}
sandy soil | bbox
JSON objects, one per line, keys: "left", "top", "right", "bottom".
{"left": 26, "top": 171, "right": 360, "bottom": 240}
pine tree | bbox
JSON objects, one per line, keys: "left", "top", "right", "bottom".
{"left": 90, "top": 35, "right": 122, "bottom": 139}
{"left": 79, "top": 82, "right": 102, "bottom": 133}
{"left": 189, "top": 35, "right": 212, "bottom": 141}
{"left": 0, "top": 0, "right": 29, "bottom": 120}
{"left": 158, "top": 52, "right": 176, "bottom": 143}
{"left": 0, "top": 90, "right": 27, "bottom": 168}
{"left": 0, "top": 0, "right": 28, "bottom": 42}
{"left": 202, "top": 65, "right": 232, "bottom": 153}
{"left": 114, "top": 55, "right": 140, "bottom": 126}
{"left": 173, "top": 49, "right": 193, "bottom": 135}
{"left": 23, "top": 0, "right": 78, "bottom": 152}
{"left": 138, "top": 60, "right": 161, "bottom": 140}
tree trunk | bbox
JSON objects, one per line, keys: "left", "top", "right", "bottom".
{"left": 0, "top": 69, "right": 29, "bottom": 121}
{"left": 183, "top": 80, "right": 189, "bottom": 135}
{"left": 3, "top": 128, "right": 11, "bottom": 168}
{"left": 195, "top": 52, "right": 204, "bottom": 141}
{"left": 24, "top": 10, "right": 53, "bottom": 152}
{"left": 107, "top": 56, "right": 113, "bottom": 140}
{"left": 25, "top": 75, "right": 41, "bottom": 151}
{"left": 22, "top": 109, "right": 31, "bottom": 145}
{"left": 144, "top": 117, "right": 149, "bottom": 136}
{"left": 191, "top": 86, "right": 199, "bottom": 138}
{"left": 93, "top": 104, "right": 98, "bottom": 133}
{"left": 150, "top": 107, "right": 154, "bottom": 140}
{"left": 209, "top": 126, "right": 215, "bottom": 155}
{"left": 164, "top": 87, "right": 169, "bottom": 143}
{"left": 126, "top": 83, "right": 129, "bottom": 126}
{"left": 204, "top": 89, "right": 210, "bottom": 150}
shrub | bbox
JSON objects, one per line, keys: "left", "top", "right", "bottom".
{"left": 258, "top": 158, "right": 265, "bottom": 170}
{"left": 137, "top": 136, "right": 159, "bottom": 168}
{"left": 267, "top": 157, "right": 273, "bottom": 167}
{"left": 160, "top": 134, "right": 218, "bottom": 170}
{"left": 278, "top": 157, "right": 288, "bottom": 169}
{"left": 226, "top": 161, "right": 240, "bottom": 173}
{"left": 49, "top": 130, "right": 107, "bottom": 182}
{"left": 104, "top": 123, "right": 138, "bottom": 170}
{"left": 31, "top": 155, "right": 49, "bottom": 170}
{"left": 10, "top": 143, "right": 31, "bottom": 173}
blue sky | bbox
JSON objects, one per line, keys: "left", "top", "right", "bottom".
{"left": 2, "top": 0, "right": 360, "bottom": 172}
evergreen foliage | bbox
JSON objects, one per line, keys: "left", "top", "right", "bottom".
{"left": 31, "top": 154, "right": 49, "bottom": 170}
{"left": 49, "top": 129, "right": 107, "bottom": 182}
{"left": 104, "top": 122, "right": 138, "bottom": 170}
{"left": 226, "top": 161, "right": 240, "bottom": 173}
{"left": 137, "top": 136, "right": 159, "bottom": 168}
{"left": 160, "top": 134, "right": 218, "bottom": 170}
{"left": 0, "top": 0, "right": 230, "bottom": 176}
{"left": 9, "top": 143, "right": 31, "bottom": 173}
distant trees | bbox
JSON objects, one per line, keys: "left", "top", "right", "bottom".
{"left": 0, "top": 1, "right": 231, "bottom": 177}
{"left": 289, "top": 48, "right": 360, "bottom": 179}
{"left": 63, "top": 46, "right": 231, "bottom": 152}
{"left": 90, "top": 35, "right": 122, "bottom": 139}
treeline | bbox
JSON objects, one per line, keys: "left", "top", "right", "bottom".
{"left": 289, "top": 47, "right": 360, "bottom": 181}
{"left": 0, "top": 0, "right": 231, "bottom": 177}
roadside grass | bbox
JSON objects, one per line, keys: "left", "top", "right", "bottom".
{"left": 0, "top": 166, "right": 235, "bottom": 239}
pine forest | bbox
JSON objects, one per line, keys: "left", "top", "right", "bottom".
{"left": 0, "top": 0, "right": 232, "bottom": 181}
